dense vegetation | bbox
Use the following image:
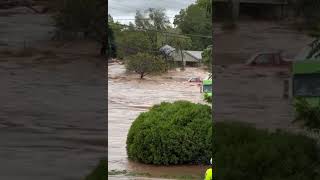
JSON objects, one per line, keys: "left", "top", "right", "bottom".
{"left": 125, "top": 53, "right": 166, "bottom": 79}
{"left": 174, "top": 0, "right": 212, "bottom": 50}
{"left": 202, "top": 45, "right": 213, "bottom": 71}
{"left": 294, "top": 98, "right": 320, "bottom": 129}
{"left": 126, "top": 101, "right": 212, "bottom": 165}
{"left": 108, "top": 0, "right": 212, "bottom": 60}
{"left": 204, "top": 93, "right": 212, "bottom": 104}
{"left": 107, "top": 0, "right": 213, "bottom": 78}
{"left": 215, "top": 122, "right": 320, "bottom": 180}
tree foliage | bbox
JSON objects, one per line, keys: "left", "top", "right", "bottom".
{"left": 115, "top": 30, "right": 152, "bottom": 59}
{"left": 202, "top": 45, "right": 213, "bottom": 71}
{"left": 203, "top": 93, "right": 212, "bottom": 104}
{"left": 174, "top": 0, "right": 212, "bottom": 50}
{"left": 126, "top": 101, "right": 212, "bottom": 165}
{"left": 167, "top": 34, "right": 192, "bottom": 70}
{"left": 293, "top": 97, "right": 320, "bottom": 129}
{"left": 135, "top": 8, "right": 171, "bottom": 52}
{"left": 125, "top": 53, "right": 166, "bottom": 79}
{"left": 107, "top": 17, "right": 117, "bottom": 59}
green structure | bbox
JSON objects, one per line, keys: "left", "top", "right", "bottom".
{"left": 202, "top": 79, "right": 212, "bottom": 98}
{"left": 292, "top": 59, "right": 320, "bottom": 105}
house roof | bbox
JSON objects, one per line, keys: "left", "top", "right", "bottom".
{"left": 159, "top": 45, "right": 175, "bottom": 56}
{"left": 185, "top": 51, "right": 203, "bottom": 60}
{"left": 160, "top": 45, "right": 203, "bottom": 61}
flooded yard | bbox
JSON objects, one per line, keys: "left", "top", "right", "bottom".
{"left": 214, "top": 64, "right": 294, "bottom": 130}
{"left": 214, "top": 21, "right": 312, "bottom": 131}
{"left": 108, "top": 63, "right": 209, "bottom": 178}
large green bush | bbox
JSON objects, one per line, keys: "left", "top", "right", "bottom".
{"left": 126, "top": 101, "right": 212, "bottom": 165}
{"left": 215, "top": 122, "right": 320, "bottom": 180}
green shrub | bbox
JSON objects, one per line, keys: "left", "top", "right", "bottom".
{"left": 215, "top": 122, "right": 320, "bottom": 180}
{"left": 293, "top": 98, "right": 320, "bottom": 129}
{"left": 203, "top": 93, "right": 212, "bottom": 104}
{"left": 85, "top": 160, "right": 107, "bottom": 180}
{"left": 126, "top": 101, "right": 212, "bottom": 165}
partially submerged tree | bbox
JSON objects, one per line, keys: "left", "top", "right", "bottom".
{"left": 125, "top": 53, "right": 166, "bottom": 79}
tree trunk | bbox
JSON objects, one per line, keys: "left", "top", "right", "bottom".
{"left": 164, "top": 55, "right": 168, "bottom": 71}
{"left": 180, "top": 50, "right": 185, "bottom": 70}
{"left": 140, "top": 72, "right": 144, "bottom": 79}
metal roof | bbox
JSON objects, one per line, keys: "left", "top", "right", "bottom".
{"left": 185, "top": 51, "right": 203, "bottom": 60}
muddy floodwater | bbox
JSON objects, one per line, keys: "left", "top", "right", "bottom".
{"left": 0, "top": 58, "right": 106, "bottom": 180}
{"left": 108, "top": 63, "right": 209, "bottom": 178}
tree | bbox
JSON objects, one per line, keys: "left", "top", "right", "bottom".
{"left": 168, "top": 35, "right": 192, "bottom": 70}
{"left": 114, "top": 29, "right": 152, "bottom": 59}
{"left": 107, "top": 25, "right": 117, "bottom": 59}
{"left": 197, "top": 0, "right": 212, "bottom": 15}
{"left": 125, "top": 53, "right": 166, "bottom": 79}
{"left": 202, "top": 45, "right": 212, "bottom": 71}
{"left": 107, "top": 14, "right": 118, "bottom": 59}
{"left": 135, "top": 8, "right": 171, "bottom": 52}
{"left": 174, "top": 0, "right": 212, "bottom": 50}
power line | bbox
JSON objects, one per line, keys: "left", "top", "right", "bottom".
{"left": 112, "top": 43, "right": 161, "bottom": 53}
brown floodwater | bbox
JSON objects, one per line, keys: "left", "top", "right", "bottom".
{"left": 0, "top": 58, "right": 106, "bottom": 180}
{"left": 108, "top": 63, "right": 209, "bottom": 178}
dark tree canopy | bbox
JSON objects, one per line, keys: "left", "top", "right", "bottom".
{"left": 173, "top": 0, "right": 212, "bottom": 50}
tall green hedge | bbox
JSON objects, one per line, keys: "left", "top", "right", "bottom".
{"left": 126, "top": 101, "right": 212, "bottom": 165}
